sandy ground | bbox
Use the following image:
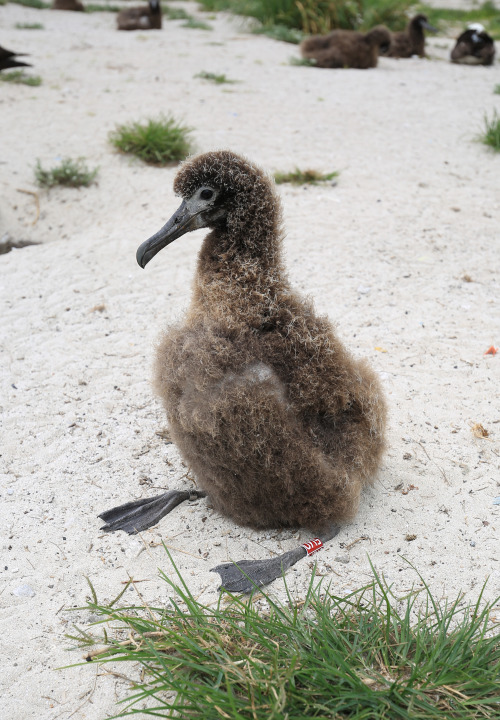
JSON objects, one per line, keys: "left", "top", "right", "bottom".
{"left": 1, "top": 2, "right": 499, "bottom": 718}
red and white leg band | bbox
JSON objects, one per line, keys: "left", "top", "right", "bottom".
{"left": 302, "top": 538, "right": 324, "bottom": 556}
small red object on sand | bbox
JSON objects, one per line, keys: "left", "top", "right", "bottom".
{"left": 484, "top": 346, "right": 498, "bottom": 356}
{"left": 302, "top": 538, "right": 323, "bottom": 555}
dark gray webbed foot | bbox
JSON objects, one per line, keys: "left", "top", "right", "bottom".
{"left": 99, "top": 489, "right": 207, "bottom": 534}
{"left": 211, "top": 525, "right": 341, "bottom": 593}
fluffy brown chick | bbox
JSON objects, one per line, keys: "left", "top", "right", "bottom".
{"left": 300, "top": 26, "right": 391, "bottom": 69}
{"left": 52, "top": 0, "right": 85, "bottom": 11}
{"left": 138, "top": 150, "right": 387, "bottom": 532}
{"left": 117, "top": 0, "right": 162, "bottom": 31}
{"left": 385, "top": 14, "right": 437, "bottom": 58}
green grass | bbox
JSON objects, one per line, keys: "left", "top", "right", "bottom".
{"left": 161, "top": 5, "right": 212, "bottom": 28}
{"left": 15, "top": 22, "right": 44, "bottom": 28}
{"left": 182, "top": 18, "right": 213, "bottom": 30}
{"left": 275, "top": 168, "right": 339, "bottom": 184}
{"left": 289, "top": 55, "right": 316, "bottom": 66}
{"left": 197, "top": 0, "right": 413, "bottom": 35}
{"left": 194, "top": 70, "right": 237, "bottom": 84}
{"left": 109, "top": 115, "right": 194, "bottom": 165}
{"left": 479, "top": 111, "right": 500, "bottom": 152}
{"left": 0, "top": 70, "right": 42, "bottom": 86}
{"left": 163, "top": 6, "right": 191, "bottom": 20}
{"left": 35, "top": 157, "right": 98, "bottom": 188}
{"left": 9, "top": 0, "right": 122, "bottom": 9}
{"left": 418, "top": 2, "right": 500, "bottom": 39}
{"left": 70, "top": 555, "right": 500, "bottom": 719}
{"left": 253, "top": 23, "right": 305, "bottom": 44}
{"left": 84, "top": 4, "right": 122, "bottom": 12}
{"left": 494, "top": 84, "right": 500, "bottom": 95}
{"left": 8, "top": 0, "right": 50, "bottom": 8}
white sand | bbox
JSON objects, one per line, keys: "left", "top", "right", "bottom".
{"left": 1, "top": 3, "right": 499, "bottom": 718}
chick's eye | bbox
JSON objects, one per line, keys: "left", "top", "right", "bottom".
{"left": 200, "top": 189, "right": 213, "bottom": 200}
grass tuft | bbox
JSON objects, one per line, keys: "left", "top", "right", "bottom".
{"left": 182, "top": 17, "right": 212, "bottom": 30}
{"left": 494, "top": 84, "right": 500, "bottom": 95}
{"left": 8, "top": 0, "right": 50, "bottom": 7}
{"left": 15, "top": 22, "right": 44, "bottom": 28}
{"left": 253, "top": 23, "right": 305, "bottom": 44}
{"left": 289, "top": 55, "right": 316, "bottom": 65}
{"left": 194, "top": 70, "right": 237, "bottom": 84}
{"left": 109, "top": 115, "right": 194, "bottom": 165}
{"left": 160, "top": 2, "right": 212, "bottom": 26}
{"left": 275, "top": 168, "right": 339, "bottom": 184}
{"left": 0, "top": 70, "right": 42, "bottom": 86}
{"left": 163, "top": 6, "right": 191, "bottom": 20}
{"left": 197, "top": 0, "right": 414, "bottom": 34}
{"left": 69, "top": 553, "right": 500, "bottom": 719}
{"left": 35, "top": 158, "right": 98, "bottom": 188}
{"left": 84, "top": 4, "right": 122, "bottom": 12}
{"left": 479, "top": 111, "right": 500, "bottom": 152}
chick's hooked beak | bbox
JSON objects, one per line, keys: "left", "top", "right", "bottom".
{"left": 136, "top": 198, "right": 205, "bottom": 269}
{"left": 137, "top": 183, "right": 226, "bottom": 269}
{"left": 421, "top": 18, "right": 438, "bottom": 33}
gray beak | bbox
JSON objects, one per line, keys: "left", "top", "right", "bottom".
{"left": 136, "top": 199, "right": 205, "bottom": 269}
{"left": 422, "top": 20, "right": 438, "bottom": 33}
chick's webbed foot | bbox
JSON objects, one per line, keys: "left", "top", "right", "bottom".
{"left": 211, "top": 547, "right": 306, "bottom": 594}
{"left": 211, "top": 525, "right": 341, "bottom": 594}
{"left": 99, "top": 490, "right": 207, "bottom": 534}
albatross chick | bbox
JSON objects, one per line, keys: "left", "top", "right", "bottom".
{"left": 300, "top": 26, "right": 391, "bottom": 69}
{"left": 51, "top": 0, "right": 85, "bottom": 11}
{"left": 100, "top": 150, "right": 387, "bottom": 592}
{"left": 117, "top": 0, "right": 162, "bottom": 31}
{"left": 385, "top": 14, "right": 437, "bottom": 58}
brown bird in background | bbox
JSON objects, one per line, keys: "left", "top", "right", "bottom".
{"left": 301, "top": 26, "right": 391, "bottom": 69}
{"left": 117, "top": 0, "right": 162, "bottom": 31}
{"left": 385, "top": 14, "right": 437, "bottom": 58}
{"left": 52, "top": 0, "right": 85, "bottom": 11}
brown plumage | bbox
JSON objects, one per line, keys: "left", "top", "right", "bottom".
{"left": 300, "top": 26, "right": 391, "bottom": 69}
{"left": 145, "top": 151, "right": 386, "bottom": 530}
{"left": 100, "top": 151, "right": 387, "bottom": 592}
{"left": 52, "top": 0, "right": 85, "bottom": 11}
{"left": 386, "top": 14, "right": 437, "bottom": 58}
{"left": 117, "top": 0, "right": 162, "bottom": 31}
{"left": 0, "top": 44, "right": 31, "bottom": 71}
{"left": 450, "top": 25, "right": 495, "bottom": 66}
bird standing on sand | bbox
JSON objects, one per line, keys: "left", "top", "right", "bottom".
{"left": 117, "top": 0, "right": 162, "bottom": 31}
{"left": 100, "top": 151, "right": 387, "bottom": 592}
{"left": 300, "top": 26, "right": 391, "bottom": 69}
{"left": 385, "top": 14, "right": 437, "bottom": 58}
{"left": 0, "top": 44, "right": 31, "bottom": 71}
{"left": 451, "top": 23, "right": 495, "bottom": 66}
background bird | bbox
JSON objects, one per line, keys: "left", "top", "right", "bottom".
{"left": 300, "top": 26, "right": 391, "bottom": 69}
{"left": 385, "top": 14, "right": 437, "bottom": 58}
{"left": 52, "top": 0, "right": 85, "bottom": 11}
{"left": 0, "top": 44, "right": 31, "bottom": 71}
{"left": 117, "top": 0, "right": 162, "bottom": 31}
{"left": 450, "top": 23, "right": 496, "bottom": 66}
